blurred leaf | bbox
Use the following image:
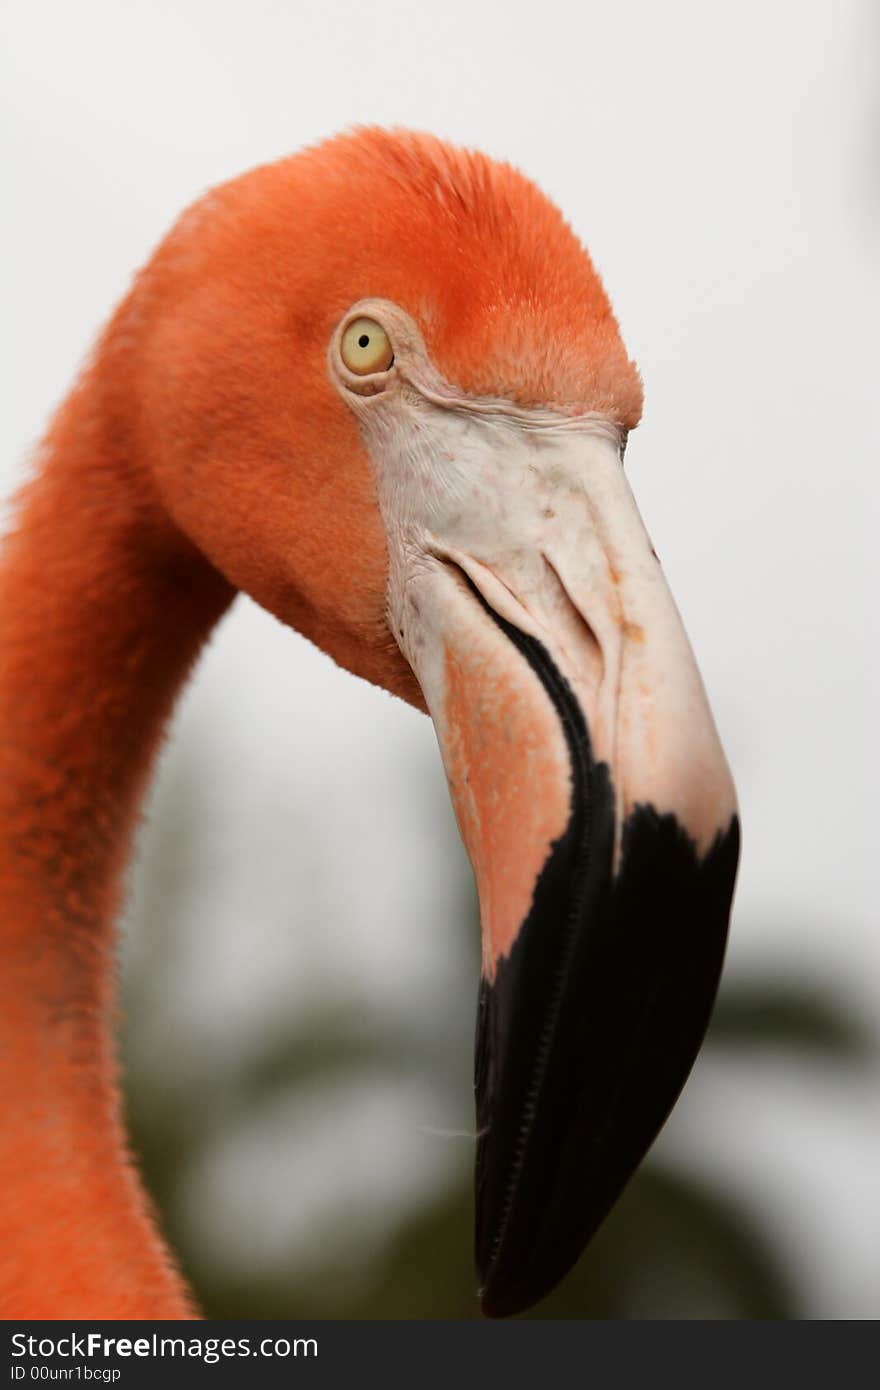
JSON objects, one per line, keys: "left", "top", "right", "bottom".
{"left": 238, "top": 1016, "right": 427, "bottom": 1099}
{"left": 708, "top": 980, "right": 874, "bottom": 1062}
{"left": 569, "top": 1163, "right": 798, "bottom": 1320}
{"left": 199, "top": 1162, "right": 795, "bottom": 1320}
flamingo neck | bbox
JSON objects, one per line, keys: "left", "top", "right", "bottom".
{"left": 0, "top": 374, "right": 232, "bottom": 1317}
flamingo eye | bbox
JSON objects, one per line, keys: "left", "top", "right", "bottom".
{"left": 340, "top": 318, "right": 394, "bottom": 375}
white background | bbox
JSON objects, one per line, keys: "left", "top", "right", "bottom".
{"left": 2, "top": 0, "right": 878, "bottom": 1316}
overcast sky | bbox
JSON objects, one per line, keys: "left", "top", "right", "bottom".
{"left": 2, "top": 0, "right": 878, "bottom": 1315}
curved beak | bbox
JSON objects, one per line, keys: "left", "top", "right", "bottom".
{"left": 384, "top": 415, "right": 739, "bottom": 1317}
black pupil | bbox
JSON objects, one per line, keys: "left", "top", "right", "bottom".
{"left": 358, "top": 334, "right": 370, "bottom": 348}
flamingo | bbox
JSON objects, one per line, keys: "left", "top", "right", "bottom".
{"left": 0, "top": 128, "right": 739, "bottom": 1320}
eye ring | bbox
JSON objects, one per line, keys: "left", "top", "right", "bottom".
{"left": 339, "top": 316, "right": 395, "bottom": 376}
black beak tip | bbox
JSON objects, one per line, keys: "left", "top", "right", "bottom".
{"left": 472, "top": 807, "right": 741, "bottom": 1318}
{"left": 478, "top": 1258, "right": 575, "bottom": 1319}
{"left": 478, "top": 1281, "right": 529, "bottom": 1321}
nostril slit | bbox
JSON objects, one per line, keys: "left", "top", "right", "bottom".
{"left": 434, "top": 554, "right": 478, "bottom": 604}
{"left": 541, "top": 552, "right": 605, "bottom": 688}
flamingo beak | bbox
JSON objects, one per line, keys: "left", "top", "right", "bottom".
{"left": 386, "top": 420, "right": 739, "bottom": 1317}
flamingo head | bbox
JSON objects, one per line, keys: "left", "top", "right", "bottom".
{"left": 130, "top": 128, "right": 739, "bottom": 1316}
